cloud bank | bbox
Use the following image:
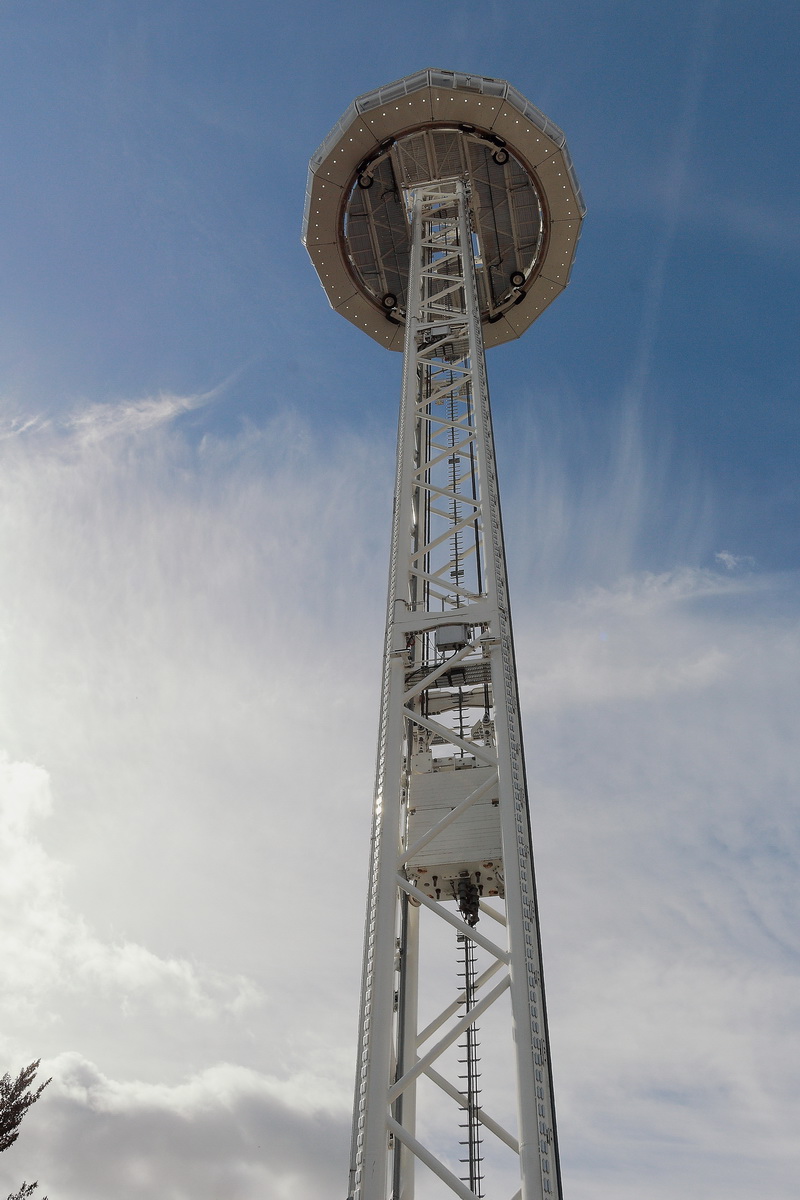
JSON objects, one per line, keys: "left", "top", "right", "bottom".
{"left": 0, "top": 388, "right": 796, "bottom": 1198}
{"left": 2, "top": 1053, "right": 348, "bottom": 1200}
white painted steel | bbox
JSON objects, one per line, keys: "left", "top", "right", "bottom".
{"left": 302, "top": 68, "right": 585, "bottom": 350}
{"left": 346, "top": 178, "right": 562, "bottom": 1200}
{"left": 417, "top": 957, "right": 504, "bottom": 1047}
{"left": 460, "top": 192, "right": 560, "bottom": 1200}
{"left": 396, "top": 899, "right": 419, "bottom": 1200}
{"left": 399, "top": 769, "right": 499, "bottom": 869}
{"left": 395, "top": 876, "right": 510, "bottom": 963}
{"left": 387, "top": 974, "right": 512, "bottom": 1104}
{"left": 423, "top": 1065, "right": 520, "bottom": 1154}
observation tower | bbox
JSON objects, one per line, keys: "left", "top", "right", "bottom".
{"left": 303, "top": 69, "right": 585, "bottom": 1200}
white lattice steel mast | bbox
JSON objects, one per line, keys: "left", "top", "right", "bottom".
{"left": 303, "top": 70, "right": 584, "bottom": 1200}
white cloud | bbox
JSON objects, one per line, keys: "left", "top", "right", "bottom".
{"left": 514, "top": 565, "right": 800, "bottom": 1199}
{"left": 0, "top": 1053, "right": 349, "bottom": 1200}
{"left": 518, "top": 567, "right": 762, "bottom": 709}
{"left": 0, "top": 749, "right": 260, "bottom": 1023}
{"left": 0, "top": 390, "right": 797, "bottom": 1198}
{"left": 715, "top": 549, "right": 755, "bottom": 571}
{"left": 0, "top": 394, "right": 386, "bottom": 1092}
{"left": 0, "top": 412, "right": 48, "bottom": 441}
{"left": 64, "top": 386, "right": 220, "bottom": 444}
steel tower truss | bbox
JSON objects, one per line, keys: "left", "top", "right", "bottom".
{"left": 348, "top": 178, "right": 561, "bottom": 1200}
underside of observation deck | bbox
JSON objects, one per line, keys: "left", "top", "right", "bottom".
{"left": 302, "top": 68, "right": 585, "bottom": 350}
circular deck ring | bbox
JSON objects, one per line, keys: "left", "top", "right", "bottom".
{"left": 303, "top": 69, "right": 585, "bottom": 351}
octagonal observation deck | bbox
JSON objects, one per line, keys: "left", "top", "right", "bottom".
{"left": 303, "top": 68, "right": 585, "bottom": 351}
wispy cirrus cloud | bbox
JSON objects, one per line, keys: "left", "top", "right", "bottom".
{"left": 0, "top": 392, "right": 386, "bottom": 1106}
{"left": 514, "top": 560, "right": 800, "bottom": 1200}
{"left": 0, "top": 381, "right": 226, "bottom": 450}
{"left": 64, "top": 386, "right": 221, "bottom": 444}
{"left": 715, "top": 549, "right": 755, "bottom": 571}
{"left": 519, "top": 566, "right": 768, "bottom": 709}
{"left": 624, "top": 0, "right": 722, "bottom": 408}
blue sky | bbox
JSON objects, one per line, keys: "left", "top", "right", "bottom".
{"left": 0, "top": 3, "right": 797, "bottom": 1199}
{"left": 1, "top": 1, "right": 797, "bottom": 567}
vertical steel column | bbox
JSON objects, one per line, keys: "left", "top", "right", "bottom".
{"left": 348, "top": 188, "right": 427, "bottom": 1200}
{"left": 348, "top": 178, "right": 561, "bottom": 1200}
{"left": 459, "top": 195, "right": 562, "bottom": 1200}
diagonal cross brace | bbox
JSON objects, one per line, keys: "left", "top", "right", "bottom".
{"left": 388, "top": 972, "right": 511, "bottom": 1103}
{"left": 398, "top": 768, "right": 498, "bottom": 867}
{"left": 401, "top": 708, "right": 497, "bottom": 766}
{"left": 417, "top": 956, "right": 504, "bottom": 1047}
{"left": 396, "top": 876, "right": 508, "bottom": 963}
{"left": 424, "top": 1064, "right": 520, "bottom": 1154}
{"left": 387, "top": 1116, "right": 478, "bottom": 1200}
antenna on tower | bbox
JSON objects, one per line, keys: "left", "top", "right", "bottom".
{"left": 304, "top": 68, "right": 585, "bottom": 1200}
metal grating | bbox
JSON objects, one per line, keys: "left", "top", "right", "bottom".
{"left": 342, "top": 127, "right": 544, "bottom": 319}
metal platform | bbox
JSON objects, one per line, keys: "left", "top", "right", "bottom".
{"left": 302, "top": 68, "right": 585, "bottom": 350}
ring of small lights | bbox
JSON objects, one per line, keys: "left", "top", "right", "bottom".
{"left": 302, "top": 69, "right": 585, "bottom": 351}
